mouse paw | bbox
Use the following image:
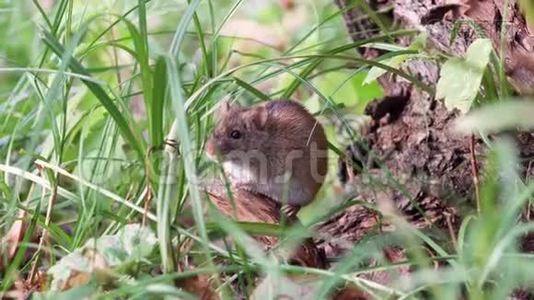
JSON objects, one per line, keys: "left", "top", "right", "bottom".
{"left": 281, "top": 204, "right": 300, "bottom": 221}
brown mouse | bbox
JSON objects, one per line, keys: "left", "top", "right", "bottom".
{"left": 206, "top": 99, "right": 328, "bottom": 214}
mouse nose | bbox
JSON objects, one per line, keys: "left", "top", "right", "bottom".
{"left": 206, "top": 139, "right": 217, "bottom": 159}
{"left": 206, "top": 138, "right": 231, "bottom": 159}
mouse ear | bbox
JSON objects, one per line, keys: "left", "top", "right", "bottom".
{"left": 249, "top": 105, "right": 268, "bottom": 129}
{"left": 217, "top": 99, "right": 239, "bottom": 117}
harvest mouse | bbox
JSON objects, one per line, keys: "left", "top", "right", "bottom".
{"left": 206, "top": 99, "right": 328, "bottom": 216}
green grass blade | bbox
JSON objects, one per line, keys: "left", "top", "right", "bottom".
{"left": 232, "top": 76, "right": 270, "bottom": 101}
{"left": 151, "top": 56, "right": 167, "bottom": 146}
{"left": 169, "top": 0, "right": 202, "bottom": 57}
{"left": 41, "top": 29, "right": 144, "bottom": 159}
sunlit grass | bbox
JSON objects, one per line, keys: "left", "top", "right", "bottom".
{"left": 0, "top": 0, "right": 532, "bottom": 299}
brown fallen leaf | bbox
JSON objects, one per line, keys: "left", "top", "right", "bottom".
{"left": 7, "top": 270, "right": 47, "bottom": 300}
{"left": 0, "top": 210, "right": 28, "bottom": 269}
{"left": 333, "top": 284, "right": 371, "bottom": 300}
{"left": 204, "top": 182, "right": 328, "bottom": 269}
{"left": 54, "top": 248, "right": 110, "bottom": 291}
{"left": 252, "top": 274, "right": 372, "bottom": 300}
{"left": 176, "top": 274, "right": 219, "bottom": 300}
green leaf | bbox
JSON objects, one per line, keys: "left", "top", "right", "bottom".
{"left": 363, "top": 54, "right": 409, "bottom": 85}
{"left": 318, "top": 71, "right": 383, "bottom": 112}
{"left": 318, "top": 71, "right": 358, "bottom": 107}
{"left": 454, "top": 100, "right": 534, "bottom": 133}
{"left": 120, "top": 223, "right": 158, "bottom": 259}
{"left": 436, "top": 38, "right": 493, "bottom": 113}
{"left": 364, "top": 34, "right": 426, "bottom": 85}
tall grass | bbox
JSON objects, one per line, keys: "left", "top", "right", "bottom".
{"left": 0, "top": 0, "right": 532, "bottom": 299}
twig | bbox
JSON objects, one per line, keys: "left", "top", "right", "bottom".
{"left": 469, "top": 134, "right": 481, "bottom": 214}
{"left": 28, "top": 164, "right": 58, "bottom": 285}
{"left": 445, "top": 210, "right": 458, "bottom": 250}
{"left": 143, "top": 146, "right": 158, "bottom": 227}
{"left": 142, "top": 185, "right": 153, "bottom": 227}
{"left": 526, "top": 161, "right": 533, "bottom": 221}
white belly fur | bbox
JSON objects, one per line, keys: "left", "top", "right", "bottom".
{"left": 222, "top": 161, "right": 310, "bottom": 205}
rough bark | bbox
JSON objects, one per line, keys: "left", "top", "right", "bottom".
{"left": 204, "top": 182, "right": 329, "bottom": 269}
{"left": 315, "top": 0, "right": 534, "bottom": 295}
{"left": 320, "top": 0, "right": 534, "bottom": 255}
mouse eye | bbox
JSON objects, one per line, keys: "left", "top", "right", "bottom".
{"left": 229, "top": 130, "right": 241, "bottom": 139}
